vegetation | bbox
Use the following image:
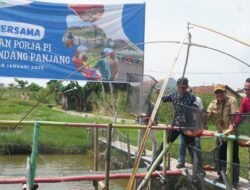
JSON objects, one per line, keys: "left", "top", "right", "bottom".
{"left": 0, "top": 81, "right": 112, "bottom": 154}
{"left": 0, "top": 79, "right": 249, "bottom": 179}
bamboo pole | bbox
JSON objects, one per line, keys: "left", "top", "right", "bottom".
{"left": 162, "top": 130, "right": 168, "bottom": 189}
{"left": 98, "top": 181, "right": 107, "bottom": 190}
{"left": 137, "top": 143, "right": 172, "bottom": 190}
{"left": 181, "top": 31, "right": 191, "bottom": 78}
{"left": 226, "top": 139, "right": 233, "bottom": 189}
{"left": 126, "top": 34, "right": 189, "bottom": 190}
{"left": 189, "top": 22, "right": 250, "bottom": 47}
{"left": 104, "top": 124, "right": 112, "bottom": 190}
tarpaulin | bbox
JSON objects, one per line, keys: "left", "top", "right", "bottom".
{"left": 0, "top": 1, "right": 145, "bottom": 81}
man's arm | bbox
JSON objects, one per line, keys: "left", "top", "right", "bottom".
{"left": 204, "top": 103, "right": 214, "bottom": 129}
{"left": 230, "top": 97, "right": 239, "bottom": 126}
{"left": 162, "top": 93, "right": 173, "bottom": 102}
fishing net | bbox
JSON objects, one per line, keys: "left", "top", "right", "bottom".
{"left": 126, "top": 73, "right": 158, "bottom": 116}
{"left": 174, "top": 105, "right": 221, "bottom": 172}
{"left": 188, "top": 136, "right": 221, "bottom": 172}
{"left": 175, "top": 104, "right": 206, "bottom": 131}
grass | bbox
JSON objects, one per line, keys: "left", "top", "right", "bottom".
{"left": 0, "top": 98, "right": 111, "bottom": 153}
{"left": 0, "top": 90, "right": 249, "bottom": 180}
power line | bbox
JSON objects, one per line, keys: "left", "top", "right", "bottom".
{"left": 145, "top": 70, "right": 250, "bottom": 75}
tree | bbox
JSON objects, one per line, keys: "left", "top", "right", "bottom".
{"left": 46, "top": 80, "right": 64, "bottom": 104}
{"left": 28, "top": 82, "right": 42, "bottom": 92}
{"left": 14, "top": 78, "right": 29, "bottom": 89}
{"left": 8, "top": 83, "right": 15, "bottom": 89}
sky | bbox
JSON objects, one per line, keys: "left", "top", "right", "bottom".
{"left": 1, "top": 0, "right": 250, "bottom": 90}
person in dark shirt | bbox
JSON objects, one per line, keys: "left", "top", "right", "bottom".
{"left": 153, "top": 77, "right": 197, "bottom": 170}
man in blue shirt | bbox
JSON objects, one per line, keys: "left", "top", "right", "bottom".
{"left": 95, "top": 48, "right": 112, "bottom": 80}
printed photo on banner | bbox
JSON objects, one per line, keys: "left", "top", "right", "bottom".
{"left": 0, "top": 1, "right": 145, "bottom": 82}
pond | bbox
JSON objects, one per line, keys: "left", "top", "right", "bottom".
{"left": 0, "top": 154, "right": 127, "bottom": 190}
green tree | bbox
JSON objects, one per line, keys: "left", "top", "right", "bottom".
{"left": 8, "top": 83, "right": 15, "bottom": 89}
{"left": 28, "top": 82, "right": 42, "bottom": 92}
{"left": 82, "top": 82, "right": 102, "bottom": 111}
{"left": 14, "top": 78, "right": 29, "bottom": 89}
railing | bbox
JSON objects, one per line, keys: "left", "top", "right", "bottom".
{"left": 0, "top": 120, "right": 181, "bottom": 190}
{"left": 1, "top": 120, "right": 250, "bottom": 190}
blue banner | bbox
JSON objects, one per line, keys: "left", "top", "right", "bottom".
{"left": 0, "top": 1, "right": 145, "bottom": 81}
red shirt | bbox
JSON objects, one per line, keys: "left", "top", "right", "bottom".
{"left": 236, "top": 97, "right": 250, "bottom": 124}
{"left": 239, "top": 97, "right": 250, "bottom": 113}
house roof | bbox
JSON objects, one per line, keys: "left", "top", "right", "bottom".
{"left": 191, "top": 85, "right": 241, "bottom": 99}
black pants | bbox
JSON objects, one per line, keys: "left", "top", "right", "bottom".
{"left": 153, "top": 131, "right": 195, "bottom": 167}
{"left": 168, "top": 130, "right": 195, "bottom": 158}
{"left": 217, "top": 139, "right": 240, "bottom": 183}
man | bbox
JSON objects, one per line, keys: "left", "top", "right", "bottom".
{"left": 235, "top": 78, "right": 250, "bottom": 145}
{"left": 206, "top": 84, "right": 239, "bottom": 188}
{"left": 95, "top": 48, "right": 112, "bottom": 80}
{"left": 239, "top": 78, "right": 250, "bottom": 115}
{"left": 153, "top": 77, "right": 197, "bottom": 169}
{"left": 177, "top": 89, "right": 204, "bottom": 168}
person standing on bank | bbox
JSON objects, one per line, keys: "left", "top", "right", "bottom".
{"left": 206, "top": 84, "right": 239, "bottom": 189}
{"left": 153, "top": 77, "right": 197, "bottom": 169}
{"left": 177, "top": 88, "right": 204, "bottom": 168}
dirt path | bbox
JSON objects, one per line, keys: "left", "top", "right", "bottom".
{"left": 53, "top": 107, "right": 136, "bottom": 124}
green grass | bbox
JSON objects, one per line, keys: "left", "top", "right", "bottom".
{"left": 0, "top": 99, "right": 111, "bottom": 153}
{"left": 0, "top": 90, "right": 249, "bottom": 180}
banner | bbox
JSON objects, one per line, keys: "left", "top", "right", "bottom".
{"left": 0, "top": 1, "right": 145, "bottom": 81}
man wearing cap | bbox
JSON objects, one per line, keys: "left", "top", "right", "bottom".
{"left": 206, "top": 84, "right": 239, "bottom": 188}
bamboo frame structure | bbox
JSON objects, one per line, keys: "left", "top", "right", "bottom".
{"left": 126, "top": 34, "right": 189, "bottom": 190}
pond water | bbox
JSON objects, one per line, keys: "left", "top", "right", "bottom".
{"left": 0, "top": 154, "right": 127, "bottom": 190}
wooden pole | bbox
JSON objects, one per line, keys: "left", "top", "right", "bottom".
{"left": 105, "top": 124, "right": 112, "bottom": 190}
{"left": 93, "top": 127, "right": 99, "bottom": 190}
{"left": 126, "top": 34, "right": 188, "bottom": 190}
{"left": 162, "top": 130, "right": 168, "bottom": 189}
{"left": 167, "top": 152, "right": 170, "bottom": 170}
{"left": 94, "top": 128, "right": 99, "bottom": 171}
{"left": 127, "top": 134, "right": 131, "bottom": 166}
{"left": 226, "top": 139, "right": 233, "bottom": 189}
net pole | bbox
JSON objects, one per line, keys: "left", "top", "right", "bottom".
{"left": 126, "top": 34, "right": 189, "bottom": 190}
{"left": 181, "top": 28, "right": 192, "bottom": 79}
{"left": 190, "top": 22, "right": 250, "bottom": 47}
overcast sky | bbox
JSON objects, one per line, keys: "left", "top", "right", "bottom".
{"left": 1, "top": 0, "right": 250, "bottom": 89}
